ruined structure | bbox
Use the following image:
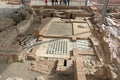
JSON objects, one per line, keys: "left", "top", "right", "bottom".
{"left": 0, "top": 0, "right": 120, "bottom": 80}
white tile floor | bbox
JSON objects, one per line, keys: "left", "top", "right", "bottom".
{"left": 36, "top": 38, "right": 73, "bottom": 59}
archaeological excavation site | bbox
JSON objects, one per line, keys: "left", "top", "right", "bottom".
{"left": 0, "top": 0, "right": 120, "bottom": 80}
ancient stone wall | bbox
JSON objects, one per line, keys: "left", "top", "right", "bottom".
{"left": 16, "top": 15, "right": 33, "bottom": 35}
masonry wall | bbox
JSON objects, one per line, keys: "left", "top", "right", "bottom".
{"left": 0, "top": 27, "right": 17, "bottom": 47}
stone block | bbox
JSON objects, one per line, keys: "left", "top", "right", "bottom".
{"left": 34, "top": 28, "right": 40, "bottom": 36}
{"left": 56, "top": 59, "right": 73, "bottom": 74}
{"left": 37, "top": 76, "right": 45, "bottom": 80}
{"left": 72, "top": 37, "right": 77, "bottom": 41}
{"left": 17, "top": 15, "right": 33, "bottom": 35}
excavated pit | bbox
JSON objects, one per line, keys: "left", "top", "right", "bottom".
{"left": 0, "top": 3, "right": 120, "bottom": 80}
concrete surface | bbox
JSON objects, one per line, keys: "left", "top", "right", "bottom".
{"left": 73, "top": 22, "right": 92, "bottom": 39}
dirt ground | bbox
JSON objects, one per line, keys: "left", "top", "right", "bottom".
{"left": 0, "top": 60, "right": 74, "bottom": 80}
{"left": 0, "top": 60, "right": 40, "bottom": 80}
{"left": 0, "top": 60, "right": 10, "bottom": 75}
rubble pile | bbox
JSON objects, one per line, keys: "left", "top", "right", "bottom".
{"left": 93, "top": 17, "right": 120, "bottom": 80}
{"left": 0, "top": 6, "right": 34, "bottom": 47}
{"left": 0, "top": 45, "right": 27, "bottom": 63}
{"left": 11, "top": 6, "right": 34, "bottom": 24}
{"left": 0, "top": 6, "right": 35, "bottom": 62}
{"left": 0, "top": 6, "right": 34, "bottom": 32}
{"left": 114, "top": 13, "right": 120, "bottom": 19}
{"left": 29, "top": 58, "right": 57, "bottom": 74}
{"left": 101, "top": 17, "right": 120, "bottom": 63}
{"left": 83, "top": 58, "right": 101, "bottom": 75}
{"left": 35, "top": 8, "right": 55, "bottom": 18}
{"left": 82, "top": 56, "right": 107, "bottom": 80}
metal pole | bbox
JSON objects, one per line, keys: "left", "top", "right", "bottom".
{"left": 100, "top": 0, "right": 109, "bottom": 25}
{"left": 85, "top": 0, "right": 88, "bottom": 10}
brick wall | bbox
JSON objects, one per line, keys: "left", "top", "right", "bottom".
{"left": 74, "top": 57, "right": 86, "bottom": 80}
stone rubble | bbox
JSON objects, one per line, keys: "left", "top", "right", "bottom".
{"left": 29, "top": 58, "right": 57, "bottom": 74}
{"left": 101, "top": 17, "right": 119, "bottom": 63}
{"left": 93, "top": 15, "right": 120, "bottom": 80}
{"left": 11, "top": 6, "right": 34, "bottom": 24}
{"left": 83, "top": 58, "right": 101, "bottom": 75}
